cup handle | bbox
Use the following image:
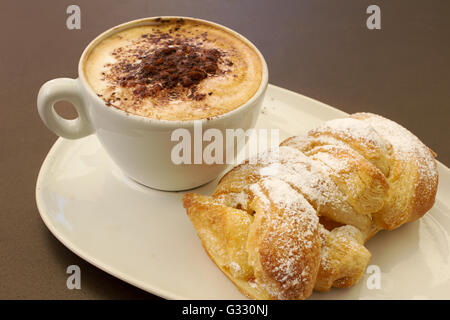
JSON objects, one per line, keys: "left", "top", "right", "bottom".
{"left": 37, "top": 78, "right": 95, "bottom": 139}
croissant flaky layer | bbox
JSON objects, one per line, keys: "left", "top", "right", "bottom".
{"left": 182, "top": 112, "right": 439, "bottom": 300}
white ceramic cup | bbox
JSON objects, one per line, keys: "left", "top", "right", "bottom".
{"left": 37, "top": 17, "right": 268, "bottom": 191}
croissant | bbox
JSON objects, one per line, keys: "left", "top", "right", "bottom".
{"left": 182, "top": 112, "right": 438, "bottom": 300}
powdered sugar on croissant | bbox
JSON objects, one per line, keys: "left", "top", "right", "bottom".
{"left": 182, "top": 113, "right": 438, "bottom": 300}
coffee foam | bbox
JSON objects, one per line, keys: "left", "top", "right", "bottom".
{"left": 83, "top": 18, "right": 263, "bottom": 121}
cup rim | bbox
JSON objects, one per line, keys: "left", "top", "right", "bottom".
{"left": 78, "top": 16, "right": 269, "bottom": 127}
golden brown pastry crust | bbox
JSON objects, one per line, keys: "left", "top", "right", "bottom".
{"left": 182, "top": 112, "right": 438, "bottom": 299}
{"left": 350, "top": 113, "right": 438, "bottom": 230}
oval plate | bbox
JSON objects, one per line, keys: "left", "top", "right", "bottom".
{"left": 36, "top": 84, "right": 450, "bottom": 299}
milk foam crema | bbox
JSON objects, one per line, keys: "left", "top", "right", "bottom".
{"left": 83, "top": 18, "right": 263, "bottom": 121}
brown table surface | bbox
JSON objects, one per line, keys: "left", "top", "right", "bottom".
{"left": 1, "top": 0, "right": 449, "bottom": 299}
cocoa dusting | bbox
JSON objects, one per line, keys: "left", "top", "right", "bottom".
{"left": 106, "top": 29, "right": 228, "bottom": 103}
{"left": 121, "top": 46, "right": 221, "bottom": 100}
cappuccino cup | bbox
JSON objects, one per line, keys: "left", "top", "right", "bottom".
{"left": 37, "top": 17, "right": 268, "bottom": 190}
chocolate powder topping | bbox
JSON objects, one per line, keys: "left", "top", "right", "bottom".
{"left": 106, "top": 28, "right": 231, "bottom": 102}
{"left": 121, "top": 45, "right": 221, "bottom": 100}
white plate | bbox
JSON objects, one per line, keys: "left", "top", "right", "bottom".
{"left": 36, "top": 84, "right": 450, "bottom": 300}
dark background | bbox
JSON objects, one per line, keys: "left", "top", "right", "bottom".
{"left": 1, "top": 0, "right": 449, "bottom": 299}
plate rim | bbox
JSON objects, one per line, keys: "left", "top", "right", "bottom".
{"left": 35, "top": 136, "right": 187, "bottom": 300}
